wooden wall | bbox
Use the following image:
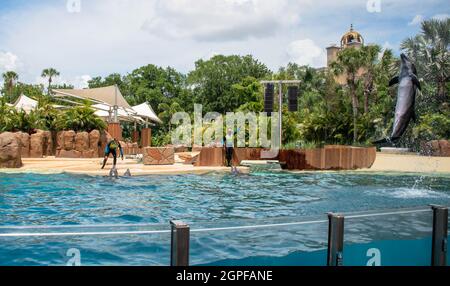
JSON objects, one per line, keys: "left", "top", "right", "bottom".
{"left": 194, "top": 146, "right": 377, "bottom": 171}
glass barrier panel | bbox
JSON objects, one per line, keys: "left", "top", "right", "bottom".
{"left": 0, "top": 224, "right": 171, "bottom": 266}
{"left": 343, "top": 208, "right": 433, "bottom": 266}
{"left": 188, "top": 216, "right": 329, "bottom": 266}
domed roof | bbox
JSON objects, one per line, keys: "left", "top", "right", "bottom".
{"left": 341, "top": 24, "right": 364, "bottom": 48}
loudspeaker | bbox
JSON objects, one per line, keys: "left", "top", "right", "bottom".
{"left": 264, "top": 83, "right": 274, "bottom": 114}
{"left": 288, "top": 86, "right": 299, "bottom": 112}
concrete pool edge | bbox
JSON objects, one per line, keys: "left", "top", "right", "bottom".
{"left": 0, "top": 157, "right": 251, "bottom": 176}
{"left": 0, "top": 153, "right": 449, "bottom": 176}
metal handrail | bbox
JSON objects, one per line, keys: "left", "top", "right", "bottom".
{"left": 0, "top": 207, "right": 433, "bottom": 238}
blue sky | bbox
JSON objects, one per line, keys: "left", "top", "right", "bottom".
{"left": 0, "top": 0, "right": 448, "bottom": 88}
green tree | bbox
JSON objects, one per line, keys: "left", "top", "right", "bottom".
{"left": 41, "top": 68, "right": 60, "bottom": 94}
{"left": 360, "top": 45, "right": 382, "bottom": 114}
{"left": 331, "top": 47, "right": 366, "bottom": 143}
{"left": 188, "top": 55, "right": 271, "bottom": 113}
{"left": 158, "top": 102, "right": 184, "bottom": 132}
{"left": 401, "top": 18, "right": 450, "bottom": 108}
{"left": 2, "top": 71, "right": 19, "bottom": 102}
{"left": 55, "top": 104, "right": 106, "bottom": 132}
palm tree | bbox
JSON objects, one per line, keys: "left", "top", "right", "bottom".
{"left": 2, "top": 71, "right": 19, "bottom": 101}
{"left": 158, "top": 102, "right": 184, "bottom": 132}
{"left": 401, "top": 18, "right": 450, "bottom": 105}
{"left": 41, "top": 68, "right": 60, "bottom": 94}
{"left": 55, "top": 104, "right": 106, "bottom": 132}
{"left": 331, "top": 47, "right": 365, "bottom": 143}
{"left": 360, "top": 45, "right": 382, "bottom": 114}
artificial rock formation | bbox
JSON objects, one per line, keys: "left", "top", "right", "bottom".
{"left": 421, "top": 140, "right": 450, "bottom": 157}
{"left": 143, "top": 147, "right": 175, "bottom": 165}
{"left": 14, "top": 132, "right": 30, "bottom": 158}
{"left": 56, "top": 130, "right": 107, "bottom": 158}
{"left": 42, "top": 131, "right": 53, "bottom": 156}
{"left": 0, "top": 132, "right": 22, "bottom": 168}
{"left": 29, "top": 131, "right": 44, "bottom": 158}
{"left": 75, "top": 132, "right": 90, "bottom": 153}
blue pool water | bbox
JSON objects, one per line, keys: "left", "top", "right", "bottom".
{"left": 0, "top": 171, "right": 449, "bottom": 266}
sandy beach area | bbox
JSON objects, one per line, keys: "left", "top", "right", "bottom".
{"left": 1, "top": 153, "right": 450, "bottom": 176}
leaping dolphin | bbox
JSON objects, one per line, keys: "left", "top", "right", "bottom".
{"left": 373, "top": 53, "right": 421, "bottom": 144}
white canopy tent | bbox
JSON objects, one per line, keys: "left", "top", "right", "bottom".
{"left": 93, "top": 103, "right": 144, "bottom": 123}
{"left": 132, "top": 102, "right": 163, "bottom": 125}
{"left": 13, "top": 94, "right": 38, "bottom": 114}
{"left": 52, "top": 86, "right": 162, "bottom": 127}
{"left": 53, "top": 85, "right": 134, "bottom": 123}
{"left": 53, "top": 85, "right": 131, "bottom": 109}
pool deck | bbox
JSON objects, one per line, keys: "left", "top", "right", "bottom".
{"left": 0, "top": 157, "right": 250, "bottom": 176}
{"left": 358, "top": 153, "right": 450, "bottom": 174}
{"left": 1, "top": 153, "right": 449, "bottom": 176}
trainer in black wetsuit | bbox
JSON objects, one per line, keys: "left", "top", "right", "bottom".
{"left": 101, "top": 139, "right": 124, "bottom": 169}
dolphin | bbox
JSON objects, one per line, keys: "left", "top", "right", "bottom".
{"left": 373, "top": 53, "right": 421, "bottom": 145}
{"left": 124, "top": 169, "right": 132, "bottom": 177}
{"left": 109, "top": 167, "right": 119, "bottom": 179}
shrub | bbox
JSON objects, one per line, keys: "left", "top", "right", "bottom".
{"left": 55, "top": 105, "right": 106, "bottom": 132}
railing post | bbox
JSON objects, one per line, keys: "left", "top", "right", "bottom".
{"left": 431, "top": 205, "right": 448, "bottom": 266}
{"left": 170, "top": 220, "right": 190, "bottom": 266}
{"left": 327, "top": 213, "right": 345, "bottom": 266}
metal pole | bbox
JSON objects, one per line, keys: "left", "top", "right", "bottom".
{"left": 260, "top": 80, "right": 301, "bottom": 149}
{"left": 170, "top": 220, "right": 190, "bottom": 266}
{"left": 431, "top": 205, "right": 448, "bottom": 266}
{"left": 327, "top": 213, "right": 345, "bottom": 266}
{"left": 113, "top": 106, "right": 119, "bottom": 123}
{"left": 114, "top": 84, "right": 119, "bottom": 123}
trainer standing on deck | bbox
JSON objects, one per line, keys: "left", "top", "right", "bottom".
{"left": 224, "top": 128, "right": 234, "bottom": 167}
{"left": 101, "top": 138, "right": 124, "bottom": 169}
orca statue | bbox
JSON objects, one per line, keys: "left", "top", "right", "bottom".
{"left": 373, "top": 53, "right": 421, "bottom": 145}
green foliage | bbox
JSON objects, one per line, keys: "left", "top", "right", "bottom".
{"left": 234, "top": 77, "right": 264, "bottom": 113}
{"left": 152, "top": 132, "right": 172, "bottom": 147}
{"left": 412, "top": 112, "right": 450, "bottom": 141}
{"left": 188, "top": 55, "right": 271, "bottom": 113}
{"left": 158, "top": 101, "right": 184, "bottom": 132}
{"left": 0, "top": 99, "right": 17, "bottom": 132}
{"left": 401, "top": 18, "right": 449, "bottom": 108}
{"left": 41, "top": 68, "right": 60, "bottom": 94}
{"left": 1, "top": 36, "right": 447, "bottom": 149}
{"left": 54, "top": 104, "right": 106, "bottom": 132}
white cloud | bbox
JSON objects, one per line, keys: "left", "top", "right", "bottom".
{"left": 0, "top": 51, "right": 20, "bottom": 72}
{"left": 142, "top": 0, "right": 301, "bottom": 41}
{"left": 432, "top": 14, "right": 450, "bottom": 20}
{"left": 408, "top": 14, "right": 424, "bottom": 26}
{"left": 72, "top": 75, "right": 92, "bottom": 89}
{"left": 0, "top": 0, "right": 446, "bottom": 85}
{"left": 286, "top": 39, "right": 326, "bottom": 67}
{"left": 35, "top": 74, "right": 92, "bottom": 89}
